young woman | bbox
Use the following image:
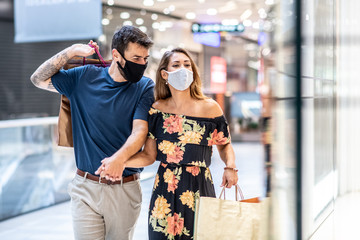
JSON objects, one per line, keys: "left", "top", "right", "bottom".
{"left": 99, "top": 48, "right": 238, "bottom": 240}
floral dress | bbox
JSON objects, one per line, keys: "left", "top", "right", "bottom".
{"left": 147, "top": 107, "right": 231, "bottom": 240}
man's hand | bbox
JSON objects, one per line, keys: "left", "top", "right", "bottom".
{"left": 95, "top": 156, "right": 125, "bottom": 182}
{"left": 71, "top": 42, "right": 96, "bottom": 58}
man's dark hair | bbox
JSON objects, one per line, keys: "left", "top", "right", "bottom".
{"left": 111, "top": 25, "right": 153, "bottom": 55}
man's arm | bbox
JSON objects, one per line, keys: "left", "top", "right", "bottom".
{"left": 30, "top": 43, "right": 97, "bottom": 92}
{"left": 95, "top": 119, "right": 149, "bottom": 181}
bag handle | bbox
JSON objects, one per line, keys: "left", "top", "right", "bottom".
{"left": 81, "top": 44, "right": 107, "bottom": 67}
{"left": 219, "top": 184, "right": 244, "bottom": 201}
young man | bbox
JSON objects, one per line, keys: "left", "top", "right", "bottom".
{"left": 30, "top": 26, "right": 154, "bottom": 240}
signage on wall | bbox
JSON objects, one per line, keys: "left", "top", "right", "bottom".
{"left": 14, "top": 0, "right": 102, "bottom": 43}
{"left": 192, "top": 23, "right": 245, "bottom": 33}
{"left": 210, "top": 56, "right": 227, "bottom": 94}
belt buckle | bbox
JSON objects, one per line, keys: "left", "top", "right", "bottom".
{"left": 99, "top": 177, "right": 116, "bottom": 185}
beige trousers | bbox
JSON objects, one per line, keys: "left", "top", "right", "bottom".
{"left": 67, "top": 173, "right": 142, "bottom": 240}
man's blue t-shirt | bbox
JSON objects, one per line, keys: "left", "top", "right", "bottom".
{"left": 52, "top": 65, "right": 154, "bottom": 176}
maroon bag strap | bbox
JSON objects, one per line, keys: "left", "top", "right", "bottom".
{"left": 81, "top": 44, "right": 107, "bottom": 67}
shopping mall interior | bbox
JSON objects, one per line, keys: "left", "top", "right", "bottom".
{"left": 1, "top": 0, "right": 360, "bottom": 239}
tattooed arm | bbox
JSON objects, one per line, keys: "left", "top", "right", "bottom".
{"left": 30, "top": 43, "right": 97, "bottom": 92}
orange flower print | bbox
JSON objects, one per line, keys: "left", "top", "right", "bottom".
{"left": 153, "top": 174, "right": 159, "bottom": 191}
{"left": 161, "top": 162, "right": 168, "bottom": 168}
{"left": 158, "top": 140, "right": 176, "bottom": 155}
{"left": 151, "top": 196, "right": 171, "bottom": 219}
{"left": 167, "top": 176, "right": 179, "bottom": 193}
{"left": 166, "top": 213, "right": 185, "bottom": 236}
{"left": 207, "top": 129, "right": 229, "bottom": 146}
{"left": 186, "top": 166, "right": 200, "bottom": 176}
{"left": 180, "top": 190, "right": 195, "bottom": 210}
{"left": 179, "top": 131, "right": 202, "bottom": 144}
{"left": 163, "top": 169, "right": 175, "bottom": 183}
{"left": 166, "top": 146, "right": 184, "bottom": 164}
{"left": 163, "top": 115, "right": 183, "bottom": 134}
{"left": 149, "top": 108, "right": 159, "bottom": 115}
{"left": 163, "top": 169, "right": 179, "bottom": 193}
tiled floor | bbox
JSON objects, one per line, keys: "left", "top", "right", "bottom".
{"left": 0, "top": 142, "right": 266, "bottom": 240}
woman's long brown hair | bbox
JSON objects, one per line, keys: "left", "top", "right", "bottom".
{"left": 154, "top": 48, "right": 206, "bottom": 101}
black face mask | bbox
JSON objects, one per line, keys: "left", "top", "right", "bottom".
{"left": 116, "top": 52, "right": 147, "bottom": 83}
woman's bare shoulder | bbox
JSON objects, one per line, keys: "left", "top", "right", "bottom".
{"left": 198, "top": 98, "right": 224, "bottom": 118}
{"left": 152, "top": 99, "right": 169, "bottom": 111}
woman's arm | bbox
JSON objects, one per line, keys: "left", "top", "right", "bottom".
{"left": 125, "top": 137, "right": 157, "bottom": 168}
{"left": 217, "top": 143, "right": 238, "bottom": 188}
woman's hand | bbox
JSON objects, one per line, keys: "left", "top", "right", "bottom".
{"left": 221, "top": 168, "right": 238, "bottom": 188}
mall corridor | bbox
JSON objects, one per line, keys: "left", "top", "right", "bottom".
{"left": 0, "top": 142, "right": 265, "bottom": 240}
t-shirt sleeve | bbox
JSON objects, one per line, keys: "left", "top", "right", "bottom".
{"left": 133, "top": 80, "right": 155, "bottom": 121}
{"left": 147, "top": 112, "right": 157, "bottom": 140}
{"left": 52, "top": 66, "right": 86, "bottom": 97}
{"left": 207, "top": 116, "right": 231, "bottom": 145}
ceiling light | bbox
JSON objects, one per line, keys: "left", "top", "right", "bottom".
{"left": 139, "top": 26, "right": 148, "bottom": 33}
{"left": 265, "top": 0, "right": 275, "bottom": 5}
{"left": 107, "top": 0, "right": 114, "bottom": 6}
{"left": 143, "top": 0, "right": 154, "bottom": 7}
{"left": 168, "top": 5, "right": 176, "bottom": 11}
{"left": 163, "top": 8, "right": 171, "bottom": 15}
{"left": 151, "top": 14, "right": 158, "bottom": 20}
{"left": 152, "top": 22, "right": 160, "bottom": 29}
{"left": 186, "top": 12, "right": 196, "bottom": 20}
{"left": 207, "top": 8, "right": 217, "bottom": 16}
{"left": 140, "top": 9, "right": 147, "bottom": 15}
{"left": 106, "top": 8, "right": 112, "bottom": 15}
{"left": 98, "top": 34, "right": 106, "bottom": 42}
{"left": 123, "top": 21, "right": 133, "bottom": 26}
{"left": 198, "top": 0, "right": 205, "bottom": 3}
{"left": 240, "top": 9, "right": 252, "bottom": 21}
{"left": 120, "top": 12, "right": 130, "bottom": 19}
{"left": 102, "top": 18, "right": 110, "bottom": 25}
{"left": 258, "top": 8, "right": 267, "bottom": 19}
{"left": 136, "top": 18, "right": 144, "bottom": 25}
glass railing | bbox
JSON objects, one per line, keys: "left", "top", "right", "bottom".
{"left": 0, "top": 117, "right": 76, "bottom": 221}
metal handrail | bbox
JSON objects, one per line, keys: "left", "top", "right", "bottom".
{"left": 0, "top": 117, "right": 58, "bottom": 128}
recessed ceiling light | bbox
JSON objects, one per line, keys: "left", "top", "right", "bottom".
{"left": 152, "top": 22, "right": 160, "bottom": 29}
{"left": 207, "top": 8, "right": 217, "bottom": 16}
{"left": 151, "top": 14, "right": 158, "bottom": 20}
{"left": 123, "top": 21, "right": 133, "bottom": 26}
{"left": 186, "top": 12, "right": 196, "bottom": 20}
{"left": 143, "top": 0, "right": 154, "bottom": 7}
{"left": 107, "top": 0, "right": 114, "bottom": 6}
{"left": 140, "top": 9, "right": 147, "bottom": 15}
{"left": 168, "top": 5, "right": 175, "bottom": 11}
{"left": 102, "top": 18, "right": 110, "bottom": 25}
{"left": 136, "top": 18, "right": 144, "bottom": 25}
{"left": 120, "top": 12, "right": 130, "bottom": 19}
{"left": 163, "top": 8, "right": 171, "bottom": 15}
{"left": 106, "top": 8, "right": 112, "bottom": 15}
{"left": 139, "top": 26, "right": 148, "bottom": 33}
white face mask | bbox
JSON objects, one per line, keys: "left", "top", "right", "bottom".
{"left": 165, "top": 68, "right": 194, "bottom": 91}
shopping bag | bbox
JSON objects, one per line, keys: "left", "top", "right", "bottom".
{"left": 57, "top": 45, "right": 111, "bottom": 147}
{"left": 194, "top": 184, "right": 269, "bottom": 240}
